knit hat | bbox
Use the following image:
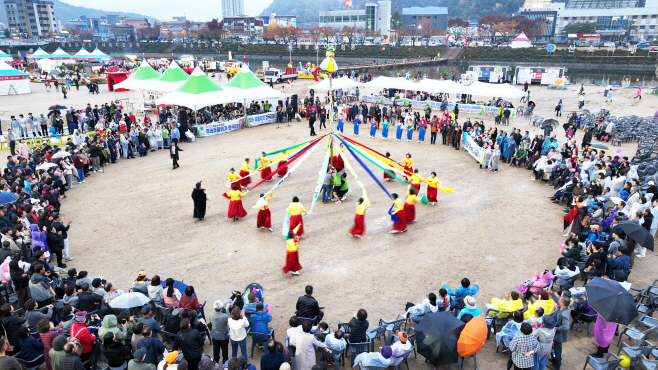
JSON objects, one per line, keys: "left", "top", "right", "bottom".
{"left": 52, "top": 334, "right": 68, "bottom": 351}
{"left": 464, "top": 296, "right": 477, "bottom": 310}
{"left": 165, "top": 351, "right": 179, "bottom": 364}
{"left": 74, "top": 311, "right": 87, "bottom": 322}
{"left": 542, "top": 316, "right": 556, "bottom": 329}
{"left": 134, "top": 347, "right": 148, "bottom": 361}
{"left": 381, "top": 346, "right": 392, "bottom": 359}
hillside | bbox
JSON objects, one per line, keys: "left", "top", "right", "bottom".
{"left": 0, "top": 0, "right": 157, "bottom": 28}
{"left": 260, "top": 0, "right": 524, "bottom": 26}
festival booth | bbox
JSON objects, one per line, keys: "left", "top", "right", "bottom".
{"left": 0, "top": 50, "right": 12, "bottom": 62}
{"left": 511, "top": 32, "right": 532, "bottom": 48}
{"left": 140, "top": 61, "right": 189, "bottom": 93}
{"left": 365, "top": 76, "right": 418, "bottom": 92}
{"left": 46, "top": 47, "right": 74, "bottom": 67}
{"left": 90, "top": 48, "right": 112, "bottom": 60}
{"left": 37, "top": 58, "right": 59, "bottom": 73}
{"left": 308, "top": 76, "right": 363, "bottom": 91}
{"left": 27, "top": 47, "right": 50, "bottom": 61}
{"left": 0, "top": 60, "right": 31, "bottom": 95}
{"left": 222, "top": 65, "right": 286, "bottom": 127}
{"left": 73, "top": 48, "right": 94, "bottom": 61}
{"left": 114, "top": 60, "right": 160, "bottom": 90}
{"left": 103, "top": 66, "right": 131, "bottom": 92}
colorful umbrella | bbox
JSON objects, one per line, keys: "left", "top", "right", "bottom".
{"left": 457, "top": 316, "right": 487, "bottom": 357}
{"left": 0, "top": 192, "right": 19, "bottom": 205}
{"left": 160, "top": 279, "right": 197, "bottom": 297}
{"left": 48, "top": 104, "right": 67, "bottom": 110}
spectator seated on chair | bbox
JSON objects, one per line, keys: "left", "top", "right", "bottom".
{"left": 442, "top": 278, "right": 480, "bottom": 311}
{"left": 390, "top": 331, "right": 412, "bottom": 362}
{"left": 179, "top": 286, "right": 200, "bottom": 311}
{"left": 157, "top": 350, "right": 182, "bottom": 370}
{"left": 163, "top": 278, "right": 181, "bottom": 309}
{"left": 310, "top": 322, "right": 330, "bottom": 335}
{"left": 260, "top": 339, "right": 285, "bottom": 370}
{"left": 403, "top": 292, "right": 438, "bottom": 322}
{"left": 553, "top": 259, "right": 580, "bottom": 289}
{"left": 92, "top": 278, "right": 107, "bottom": 298}
{"left": 128, "top": 347, "right": 156, "bottom": 370}
{"left": 138, "top": 305, "right": 162, "bottom": 334}
{"left": 60, "top": 342, "right": 89, "bottom": 370}
{"left": 165, "top": 308, "right": 183, "bottom": 335}
{"left": 0, "top": 338, "right": 21, "bottom": 369}
{"left": 485, "top": 291, "right": 523, "bottom": 318}
{"left": 525, "top": 296, "right": 554, "bottom": 322}
{"left": 243, "top": 293, "right": 259, "bottom": 314}
{"left": 25, "top": 298, "right": 53, "bottom": 338}
{"left": 98, "top": 314, "right": 128, "bottom": 345}
{"left": 77, "top": 282, "right": 105, "bottom": 315}
{"left": 324, "top": 328, "right": 347, "bottom": 353}
{"left": 557, "top": 239, "right": 580, "bottom": 266}
{"left": 62, "top": 285, "right": 79, "bottom": 307}
{"left": 16, "top": 326, "right": 45, "bottom": 366}
{"left": 48, "top": 334, "right": 67, "bottom": 370}
{"left": 74, "top": 270, "right": 93, "bottom": 288}
{"left": 296, "top": 285, "right": 323, "bottom": 321}
{"left": 346, "top": 309, "right": 369, "bottom": 343}
{"left": 136, "top": 326, "right": 166, "bottom": 366}
{"left": 457, "top": 296, "right": 482, "bottom": 320}
{"left": 102, "top": 331, "right": 132, "bottom": 370}
{"left": 606, "top": 246, "right": 631, "bottom": 279}
{"left": 104, "top": 282, "right": 126, "bottom": 305}
{"left": 495, "top": 310, "right": 524, "bottom": 350}
{"left": 353, "top": 345, "right": 392, "bottom": 368}
{"left": 570, "top": 293, "right": 596, "bottom": 332}
{"left": 286, "top": 316, "right": 303, "bottom": 347}
{"left": 184, "top": 309, "right": 207, "bottom": 335}
{"left": 518, "top": 270, "right": 554, "bottom": 301}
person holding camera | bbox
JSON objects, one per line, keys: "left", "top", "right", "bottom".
{"left": 70, "top": 311, "right": 98, "bottom": 363}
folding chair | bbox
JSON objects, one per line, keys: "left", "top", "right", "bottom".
{"left": 347, "top": 339, "right": 372, "bottom": 368}
{"left": 583, "top": 352, "right": 622, "bottom": 370}
{"left": 617, "top": 340, "right": 656, "bottom": 370}
{"left": 379, "top": 315, "right": 406, "bottom": 345}
{"left": 248, "top": 327, "right": 274, "bottom": 359}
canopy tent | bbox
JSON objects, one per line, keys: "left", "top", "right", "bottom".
{"left": 90, "top": 47, "right": 112, "bottom": 60}
{"left": 0, "top": 60, "right": 31, "bottom": 95}
{"left": 48, "top": 47, "right": 72, "bottom": 60}
{"left": 414, "top": 79, "right": 465, "bottom": 95}
{"left": 113, "top": 60, "right": 161, "bottom": 90}
{"left": 511, "top": 32, "right": 532, "bottom": 48}
{"left": 157, "top": 67, "right": 238, "bottom": 111}
{"left": 308, "top": 76, "right": 364, "bottom": 91}
{"left": 27, "top": 47, "right": 50, "bottom": 60}
{"left": 0, "top": 50, "right": 12, "bottom": 62}
{"left": 461, "top": 81, "right": 526, "bottom": 99}
{"left": 140, "top": 61, "right": 190, "bottom": 92}
{"left": 222, "top": 64, "right": 285, "bottom": 102}
{"left": 364, "top": 76, "right": 418, "bottom": 91}
{"left": 72, "top": 48, "right": 93, "bottom": 61}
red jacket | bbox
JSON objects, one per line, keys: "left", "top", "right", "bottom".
{"left": 73, "top": 156, "right": 84, "bottom": 169}
{"left": 179, "top": 295, "right": 200, "bottom": 311}
{"left": 70, "top": 323, "right": 96, "bottom": 354}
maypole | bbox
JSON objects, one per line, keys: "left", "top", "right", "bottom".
{"left": 316, "top": 45, "right": 338, "bottom": 167}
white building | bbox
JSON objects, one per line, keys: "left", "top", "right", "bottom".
{"left": 4, "top": 0, "right": 59, "bottom": 38}
{"left": 519, "top": 0, "right": 658, "bottom": 41}
{"left": 222, "top": 0, "right": 244, "bottom": 18}
{"left": 319, "top": 0, "right": 391, "bottom": 38}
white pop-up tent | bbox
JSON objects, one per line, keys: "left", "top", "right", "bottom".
{"left": 511, "top": 32, "right": 532, "bottom": 48}
{"left": 364, "top": 76, "right": 418, "bottom": 91}
{"left": 0, "top": 60, "right": 31, "bottom": 95}
{"left": 308, "top": 76, "right": 364, "bottom": 91}
{"left": 460, "top": 81, "right": 526, "bottom": 99}
{"left": 0, "top": 50, "right": 12, "bottom": 62}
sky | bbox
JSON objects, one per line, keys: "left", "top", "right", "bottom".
{"left": 59, "top": 0, "right": 273, "bottom": 21}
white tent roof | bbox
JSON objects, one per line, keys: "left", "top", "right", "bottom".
{"left": 113, "top": 60, "right": 161, "bottom": 90}
{"left": 513, "top": 32, "right": 531, "bottom": 42}
{"left": 461, "top": 81, "right": 526, "bottom": 99}
{"left": 90, "top": 48, "right": 112, "bottom": 59}
{"left": 0, "top": 61, "right": 31, "bottom": 95}
{"left": 413, "top": 79, "right": 465, "bottom": 94}
{"left": 73, "top": 48, "right": 92, "bottom": 60}
{"left": 221, "top": 65, "right": 285, "bottom": 102}
{"left": 0, "top": 50, "right": 12, "bottom": 62}
{"left": 308, "top": 76, "right": 364, "bottom": 91}
{"left": 140, "top": 61, "right": 189, "bottom": 92}
{"left": 364, "top": 76, "right": 418, "bottom": 91}
{"left": 28, "top": 48, "right": 50, "bottom": 59}
{"left": 157, "top": 68, "right": 238, "bottom": 111}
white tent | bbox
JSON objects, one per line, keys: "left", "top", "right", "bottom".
{"left": 27, "top": 47, "right": 50, "bottom": 60}
{"left": 157, "top": 67, "right": 238, "bottom": 111}
{"left": 0, "top": 50, "right": 12, "bottom": 62}
{"left": 413, "top": 79, "right": 465, "bottom": 95}
{"left": 459, "top": 81, "right": 526, "bottom": 98}
{"left": 0, "top": 60, "right": 31, "bottom": 95}
{"left": 221, "top": 65, "right": 285, "bottom": 103}
{"left": 37, "top": 58, "right": 58, "bottom": 72}
{"left": 90, "top": 48, "right": 112, "bottom": 60}
{"left": 308, "top": 76, "right": 364, "bottom": 91}
{"left": 511, "top": 32, "right": 532, "bottom": 48}
{"left": 364, "top": 76, "right": 418, "bottom": 91}
{"left": 73, "top": 48, "right": 93, "bottom": 61}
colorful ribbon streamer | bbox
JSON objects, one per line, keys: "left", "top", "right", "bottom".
{"left": 335, "top": 136, "right": 368, "bottom": 199}
{"left": 308, "top": 140, "right": 331, "bottom": 214}
{"left": 334, "top": 134, "right": 394, "bottom": 199}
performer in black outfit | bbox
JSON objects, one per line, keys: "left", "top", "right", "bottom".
{"left": 171, "top": 142, "right": 183, "bottom": 169}
{"left": 192, "top": 182, "right": 207, "bottom": 220}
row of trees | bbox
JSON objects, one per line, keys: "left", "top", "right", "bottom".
{"left": 262, "top": 24, "right": 382, "bottom": 45}
{"left": 472, "top": 14, "right": 548, "bottom": 41}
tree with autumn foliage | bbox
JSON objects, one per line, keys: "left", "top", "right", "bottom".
{"left": 447, "top": 18, "right": 470, "bottom": 29}
{"left": 341, "top": 26, "right": 358, "bottom": 45}
{"left": 276, "top": 25, "right": 302, "bottom": 45}
{"left": 307, "top": 27, "right": 322, "bottom": 44}
{"left": 478, "top": 14, "right": 507, "bottom": 42}
{"left": 509, "top": 15, "right": 547, "bottom": 39}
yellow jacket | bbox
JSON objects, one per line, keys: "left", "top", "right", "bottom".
{"left": 286, "top": 239, "right": 299, "bottom": 252}
{"left": 410, "top": 173, "right": 422, "bottom": 185}
{"left": 394, "top": 199, "right": 405, "bottom": 214}
{"left": 489, "top": 298, "right": 523, "bottom": 313}
{"left": 228, "top": 172, "right": 241, "bottom": 183}
{"left": 405, "top": 191, "right": 417, "bottom": 205}
{"left": 287, "top": 203, "right": 308, "bottom": 216}
{"left": 261, "top": 157, "right": 271, "bottom": 166}
{"left": 260, "top": 194, "right": 273, "bottom": 210}
{"left": 241, "top": 162, "right": 251, "bottom": 172}
{"left": 400, "top": 157, "right": 413, "bottom": 167}
{"left": 227, "top": 190, "right": 247, "bottom": 201}
{"left": 524, "top": 299, "right": 556, "bottom": 320}
{"left": 356, "top": 197, "right": 369, "bottom": 215}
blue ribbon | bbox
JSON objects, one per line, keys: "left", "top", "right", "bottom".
{"left": 333, "top": 133, "right": 392, "bottom": 200}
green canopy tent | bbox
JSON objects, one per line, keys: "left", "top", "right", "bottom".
{"left": 113, "top": 60, "right": 161, "bottom": 90}
{"left": 222, "top": 64, "right": 286, "bottom": 119}
{"left": 141, "top": 61, "right": 190, "bottom": 92}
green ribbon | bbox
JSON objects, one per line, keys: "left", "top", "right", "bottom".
{"left": 338, "top": 137, "right": 407, "bottom": 185}
{"left": 262, "top": 140, "right": 313, "bottom": 157}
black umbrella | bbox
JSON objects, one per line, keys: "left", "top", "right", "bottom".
{"left": 590, "top": 143, "right": 609, "bottom": 150}
{"left": 48, "top": 104, "right": 67, "bottom": 110}
{"left": 585, "top": 277, "right": 638, "bottom": 325}
{"left": 617, "top": 221, "right": 654, "bottom": 251}
{"left": 415, "top": 311, "right": 465, "bottom": 366}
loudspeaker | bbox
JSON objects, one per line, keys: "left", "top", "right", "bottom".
{"left": 290, "top": 94, "right": 298, "bottom": 114}
{"left": 388, "top": 88, "right": 396, "bottom": 98}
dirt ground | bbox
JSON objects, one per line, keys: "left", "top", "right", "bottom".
{"left": 1, "top": 76, "right": 656, "bottom": 369}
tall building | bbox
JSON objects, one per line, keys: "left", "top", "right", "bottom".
{"left": 400, "top": 7, "right": 448, "bottom": 36}
{"left": 318, "top": 0, "right": 391, "bottom": 37}
{"left": 4, "top": 0, "right": 59, "bottom": 37}
{"left": 106, "top": 14, "right": 121, "bottom": 25}
{"left": 222, "top": 0, "right": 244, "bottom": 18}
{"left": 519, "top": 0, "right": 658, "bottom": 41}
